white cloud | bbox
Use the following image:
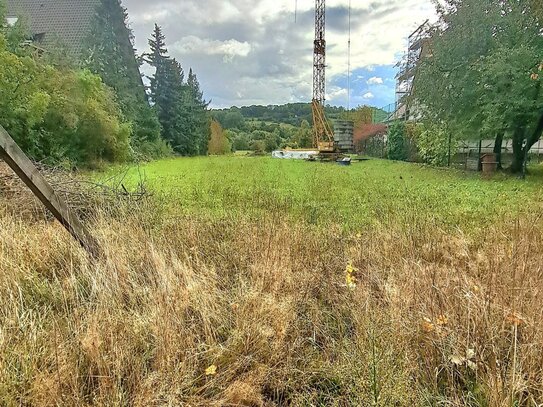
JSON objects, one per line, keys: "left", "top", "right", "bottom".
{"left": 124, "top": 0, "right": 437, "bottom": 107}
{"left": 172, "top": 36, "right": 252, "bottom": 60}
{"left": 367, "top": 76, "right": 384, "bottom": 85}
{"left": 362, "top": 92, "right": 375, "bottom": 99}
{"left": 326, "top": 86, "right": 348, "bottom": 103}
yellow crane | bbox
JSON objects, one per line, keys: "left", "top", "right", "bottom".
{"left": 310, "top": 0, "right": 343, "bottom": 160}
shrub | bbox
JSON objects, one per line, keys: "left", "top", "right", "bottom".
{"left": 416, "top": 123, "right": 455, "bottom": 166}
{"left": 387, "top": 121, "right": 409, "bottom": 161}
{"left": 131, "top": 138, "right": 173, "bottom": 161}
{"left": 0, "top": 36, "right": 131, "bottom": 166}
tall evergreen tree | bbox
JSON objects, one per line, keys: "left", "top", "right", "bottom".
{"left": 146, "top": 25, "right": 209, "bottom": 155}
{"left": 163, "top": 58, "right": 190, "bottom": 152}
{"left": 146, "top": 25, "right": 182, "bottom": 149}
{"left": 146, "top": 24, "right": 169, "bottom": 104}
{"left": 186, "top": 68, "right": 210, "bottom": 155}
{"left": 82, "top": 0, "right": 161, "bottom": 150}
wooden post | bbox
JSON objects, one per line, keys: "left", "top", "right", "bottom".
{"left": 477, "top": 139, "right": 482, "bottom": 172}
{"left": 447, "top": 133, "right": 452, "bottom": 167}
{"left": 0, "top": 125, "right": 100, "bottom": 258}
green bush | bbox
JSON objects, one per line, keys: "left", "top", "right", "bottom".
{"left": 132, "top": 138, "right": 173, "bottom": 161}
{"left": 387, "top": 121, "right": 408, "bottom": 161}
{"left": 0, "top": 33, "right": 131, "bottom": 166}
{"left": 416, "top": 123, "right": 454, "bottom": 166}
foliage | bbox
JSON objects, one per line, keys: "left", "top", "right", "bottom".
{"left": 387, "top": 121, "right": 409, "bottom": 161}
{"left": 340, "top": 105, "right": 373, "bottom": 128}
{"left": 221, "top": 110, "right": 246, "bottom": 130}
{"left": 249, "top": 139, "right": 266, "bottom": 154}
{"left": 146, "top": 25, "right": 209, "bottom": 155}
{"left": 363, "top": 135, "right": 387, "bottom": 158}
{"left": 213, "top": 104, "right": 390, "bottom": 153}
{"left": 186, "top": 68, "right": 210, "bottom": 155}
{"left": 414, "top": 0, "right": 543, "bottom": 172}
{"left": 290, "top": 119, "right": 313, "bottom": 149}
{"left": 213, "top": 103, "right": 346, "bottom": 127}
{"left": 215, "top": 120, "right": 309, "bottom": 153}
{"left": 231, "top": 132, "right": 250, "bottom": 151}
{"left": 131, "top": 138, "right": 172, "bottom": 161}
{"left": 82, "top": 0, "right": 162, "bottom": 156}
{"left": 0, "top": 4, "right": 28, "bottom": 55}
{"left": 415, "top": 123, "right": 453, "bottom": 166}
{"left": 0, "top": 32, "right": 130, "bottom": 165}
{"left": 207, "top": 120, "right": 231, "bottom": 155}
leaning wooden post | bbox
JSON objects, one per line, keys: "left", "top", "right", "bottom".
{"left": 0, "top": 125, "right": 100, "bottom": 258}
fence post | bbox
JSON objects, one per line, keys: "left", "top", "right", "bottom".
{"left": 448, "top": 133, "right": 452, "bottom": 167}
{"left": 0, "top": 125, "right": 100, "bottom": 258}
{"left": 477, "top": 139, "right": 482, "bottom": 171}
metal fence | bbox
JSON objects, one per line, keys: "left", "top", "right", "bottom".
{"left": 358, "top": 136, "right": 543, "bottom": 170}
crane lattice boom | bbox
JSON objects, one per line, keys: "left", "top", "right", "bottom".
{"left": 312, "top": 0, "right": 335, "bottom": 151}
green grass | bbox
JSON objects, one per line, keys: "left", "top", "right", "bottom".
{"left": 97, "top": 156, "right": 543, "bottom": 233}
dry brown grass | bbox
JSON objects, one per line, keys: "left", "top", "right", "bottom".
{"left": 1, "top": 199, "right": 543, "bottom": 406}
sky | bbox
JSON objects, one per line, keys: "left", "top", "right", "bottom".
{"left": 122, "top": 0, "right": 436, "bottom": 109}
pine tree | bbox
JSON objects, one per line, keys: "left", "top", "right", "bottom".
{"left": 146, "top": 28, "right": 187, "bottom": 152}
{"left": 146, "top": 25, "right": 209, "bottom": 155}
{"left": 164, "top": 58, "right": 191, "bottom": 152}
{"left": 146, "top": 24, "right": 168, "bottom": 67}
{"left": 146, "top": 24, "right": 184, "bottom": 151}
{"left": 146, "top": 24, "right": 170, "bottom": 110}
{"left": 186, "top": 68, "right": 210, "bottom": 154}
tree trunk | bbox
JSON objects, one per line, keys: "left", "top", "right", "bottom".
{"left": 493, "top": 132, "right": 503, "bottom": 170}
{"left": 510, "top": 127, "right": 525, "bottom": 174}
{"left": 525, "top": 111, "right": 543, "bottom": 156}
{"left": 510, "top": 112, "right": 543, "bottom": 175}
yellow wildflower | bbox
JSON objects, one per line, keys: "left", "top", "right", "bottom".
{"left": 345, "top": 262, "right": 358, "bottom": 289}
{"left": 346, "top": 273, "right": 357, "bottom": 289}
{"left": 205, "top": 364, "right": 217, "bottom": 376}
{"left": 435, "top": 315, "right": 449, "bottom": 326}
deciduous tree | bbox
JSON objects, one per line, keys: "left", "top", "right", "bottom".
{"left": 414, "top": 0, "right": 543, "bottom": 173}
{"left": 208, "top": 120, "right": 230, "bottom": 155}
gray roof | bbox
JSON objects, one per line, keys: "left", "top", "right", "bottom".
{"left": 5, "top": 0, "right": 100, "bottom": 53}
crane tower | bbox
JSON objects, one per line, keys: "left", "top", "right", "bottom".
{"left": 313, "top": 0, "right": 326, "bottom": 105}
{"left": 311, "top": 0, "right": 335, "bottom": 153}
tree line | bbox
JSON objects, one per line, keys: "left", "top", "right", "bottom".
{"left": 210, "top": 104, "right": 385, "bottom": 154}
{"left": 212, "top": 103, "right": 357, "bottom": 128}
{"left": 0, "top": 0, "right": 209, "bottom": 166}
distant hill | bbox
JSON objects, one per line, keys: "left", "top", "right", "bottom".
{"left": 211, "top": 103, "right": 388, "bottom": 128}
{"left": 211, "top": 103, "right": 353, "bottom": 127}
{"left": 209, "top": 103, "right": 390, "bottom": 154}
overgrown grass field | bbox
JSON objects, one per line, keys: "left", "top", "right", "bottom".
{"left": 103, "top": 156, "right": 543, "bottom": 233}
{"left": 2, "top": 157, "right": 543, "bottom": 406}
